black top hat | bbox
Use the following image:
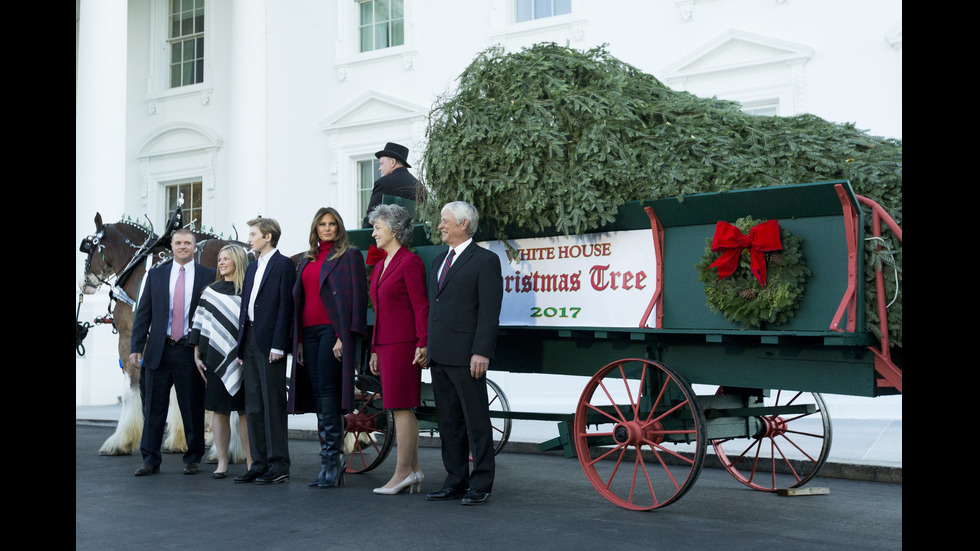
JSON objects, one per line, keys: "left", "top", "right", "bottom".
{"left": 375, "top": 142, "right": 412, "bottom": 168}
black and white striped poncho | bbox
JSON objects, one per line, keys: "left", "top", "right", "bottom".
{"left": 188, "top": 280, "right": 243, "bottom": 396}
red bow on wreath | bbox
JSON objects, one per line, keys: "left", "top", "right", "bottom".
{"left": 708, "top": 219, "right": 781, "bottom": 286}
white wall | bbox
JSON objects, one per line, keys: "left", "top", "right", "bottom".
{"left": 76, "top": 0, "right": 902, "bottom": 419}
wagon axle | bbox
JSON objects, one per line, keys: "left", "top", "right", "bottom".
{"left": 754, "top": 414, "right": 789, "bottom": 440}
{"left": 612, "top": 420, "right": 665, "bottom": 447}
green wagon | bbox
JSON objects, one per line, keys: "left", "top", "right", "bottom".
{"left": 341, "top": 180, "right": 902, "bottom": 510}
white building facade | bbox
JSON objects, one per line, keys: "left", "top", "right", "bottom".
{"left": 76, "top": 0, "right": 902, "bottom": 417}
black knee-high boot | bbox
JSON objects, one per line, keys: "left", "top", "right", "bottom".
{"left": 308, "top": 408, "right": 329, "bottom": 487}
{"left": 318, "top": 396, "right": 345, "bottom": 488}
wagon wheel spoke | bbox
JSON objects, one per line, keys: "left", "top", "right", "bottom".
{"left": 574, "top": 359, "right": 706, "bottom": 511}
{"left": 648, "top": 445, "right": 685, "bottom": 490}
{"left": 486, "top": 379, "right": 512, "bottom": 455}
{"left": 595, "top": 378, "right": 632, "bottom": 424}
{"left": 780, "top": 430, "right": 823, "bottom": 463}
{"left": 711, "top": 387, "right": 833, "bottom": 491}
{"left": 644, "top": 437, "right": 698, "bottom": 465}
{"left": 344, "top": 374, "right": 394, "bottom": 474}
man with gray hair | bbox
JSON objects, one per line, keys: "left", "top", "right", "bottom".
{"left": 424, "top": 201, "right": 503, "bottom": 505}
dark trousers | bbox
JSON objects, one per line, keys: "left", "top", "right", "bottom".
{"left": 302, "top": 324, "right": 342, "bottom": 397}
{"left": 430, "top": 361, "right": 495, "bottom": 493}
{"left": 243, "top": 325, "right": 291, "bottom": 473}
{"left": 139, "top": 343, "right": 205, "bottom": 466}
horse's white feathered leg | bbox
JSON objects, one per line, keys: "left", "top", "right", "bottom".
{"left": 99, "top": 385, "right": 144, "bottom": 455}
{"left": 227, "top": 411, "right": 248, "bottom": 464}
{"left": 204, "top": 411, "right": 248, "bottom": 464}
{"left": 204, "top": 410, "right": 218, "bottom": 463}
{"left": 342, "top": 430, "right": 377, "bottom": 455}
{"left": 344, "top": 431, "right": 355, "bottom": 455}
{"left": 162, "top": 387, "right": 188, "bottom": 453}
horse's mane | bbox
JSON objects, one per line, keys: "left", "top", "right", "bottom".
{"left": 111, "top": 216, "right": 154, "bottom": 234}
{"left": 113, "top": 215, "right": 241, "bottom": 250}
{"left": 106, "top": 217, "right": 155, "bottom": 244}
{"left": 114, "top": 216, "right": 235, "bottom": 237}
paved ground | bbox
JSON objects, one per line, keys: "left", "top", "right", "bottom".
{"left": 76, "top": 423, "right": 901, "bottom": 551}
{"left": 77, "top": 403, "right": 902, "bottom": 477}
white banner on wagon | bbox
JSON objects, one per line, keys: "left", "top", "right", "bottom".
{"left": 479, "top": 229, "right": 658, "bottom": 328}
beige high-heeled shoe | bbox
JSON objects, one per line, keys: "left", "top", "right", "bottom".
{"left": 373, "top": 472, "right": 418, "bottom": 495}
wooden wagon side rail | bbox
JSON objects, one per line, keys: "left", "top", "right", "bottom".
{"left": 856, "top": 193, "right": 902, "bottom": 394}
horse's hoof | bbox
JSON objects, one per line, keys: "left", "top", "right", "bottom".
{"left": 99, "top": 449, "right": 133, "bottom": 456}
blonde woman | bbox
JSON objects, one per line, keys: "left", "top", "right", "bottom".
{"left": 189, "top": 244, "right": 252, "bottom": 478}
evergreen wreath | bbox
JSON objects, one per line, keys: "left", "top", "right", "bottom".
{"left": 695, "top": 216, "right": 810, "bottom": 328}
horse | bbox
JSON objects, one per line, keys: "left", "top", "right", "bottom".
{"left": 79, "top": 212, "right": 250, "bottom": 463}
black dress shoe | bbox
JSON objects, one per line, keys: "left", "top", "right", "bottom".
{"left": 461, "top": 490, "right": 490, "bottom": 505}
{"left": 134, "top": 463, "right": 160, "bottom": 477}
{"left": 425, "top": 486, "right": 467, "bottom": 501}
{"left": 234, "top": 469, "right": 265, "bottom": 483}
{"left": 183, "top": 462, "right": 200, "bottom": 475}
{"left": 255, "top": 470, "right": 289, "bottom": 485}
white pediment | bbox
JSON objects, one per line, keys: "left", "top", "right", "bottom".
{"left": 663, "top": 29, "right": 813, "bottom": 80}
{"left": 319, "top": 91, "right": 426, "bottom": 132}
{"left": 135, "top": 123, "right": 222, "bottom": 159}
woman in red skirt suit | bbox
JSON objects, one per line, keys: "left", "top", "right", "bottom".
{"left": 367, "top": 204, "right": 429, "bottom": 495}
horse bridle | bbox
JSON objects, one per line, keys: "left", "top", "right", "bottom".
{"left": 79, "top": 228, "right": 114, "bottom": 288}
{"left": 79, "top": 224, "right": 156, "bottom": 290}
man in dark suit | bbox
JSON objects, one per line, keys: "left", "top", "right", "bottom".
{"left": 130, "top": 228, "right": 216, "bottom": 476}
{"left": 424, "top": 201, "right": 503, "bottom": 505}
{"left": 234, "top": 217, "right": 296, "bottom": 485}
{"left": 361, "top": 142, "right": 426, "bottom": 228}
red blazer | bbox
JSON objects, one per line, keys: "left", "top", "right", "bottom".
{"left": 369, "top": 246, "right": 428, "bottom": 349}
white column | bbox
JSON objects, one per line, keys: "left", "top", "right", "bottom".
{"left": 76, "top": 0, "right": 128, "bottom": 279}
{"left": 76, "top": 0, "right": 129, "bottom": 405}
{"left": 227, "top": 0, "right": 268, "bottom": 226}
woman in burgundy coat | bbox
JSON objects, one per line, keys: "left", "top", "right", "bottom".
{"left": 292, "top": 207, "right": 368, "bottom": 488}
{"left": 367, "top": 204, "right": 429, "bottom": 495}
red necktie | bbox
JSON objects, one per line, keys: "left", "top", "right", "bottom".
{"left": 438, "top": 249, "right": 455, "bottom": 289}
{"left": 172, "top": 266, "right": 185, "bottom": 340}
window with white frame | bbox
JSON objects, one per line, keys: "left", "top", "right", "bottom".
{"left": 359, "top": 0, "right": 405, "bottom": 53}
{"left": 168, "top": 0, "right": 205, "bottom": 88}
{"left": 165, "top": 181, "right": 204, "bottom": 230}
{"left": 358, "top": 159, "right": 381, "bottom": 218}
{"left": 739, "top": 99, "right": 779, "bottom": 117}
{"left": 516, "top": 0, "right": 571, "bottom": 22}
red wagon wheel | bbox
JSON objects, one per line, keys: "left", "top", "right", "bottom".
{"left": 574, "top": 359, "right": 706, "bottom": 511}
{"left": 711, "top": 388, "right": 832, "bottom": 491}
{"left": 344, "top": 374, "right": 394, "bottom": 474}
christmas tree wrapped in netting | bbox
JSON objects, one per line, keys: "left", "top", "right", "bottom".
{"left": 419, "top": 42, "right": 901, "bottom": 348}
